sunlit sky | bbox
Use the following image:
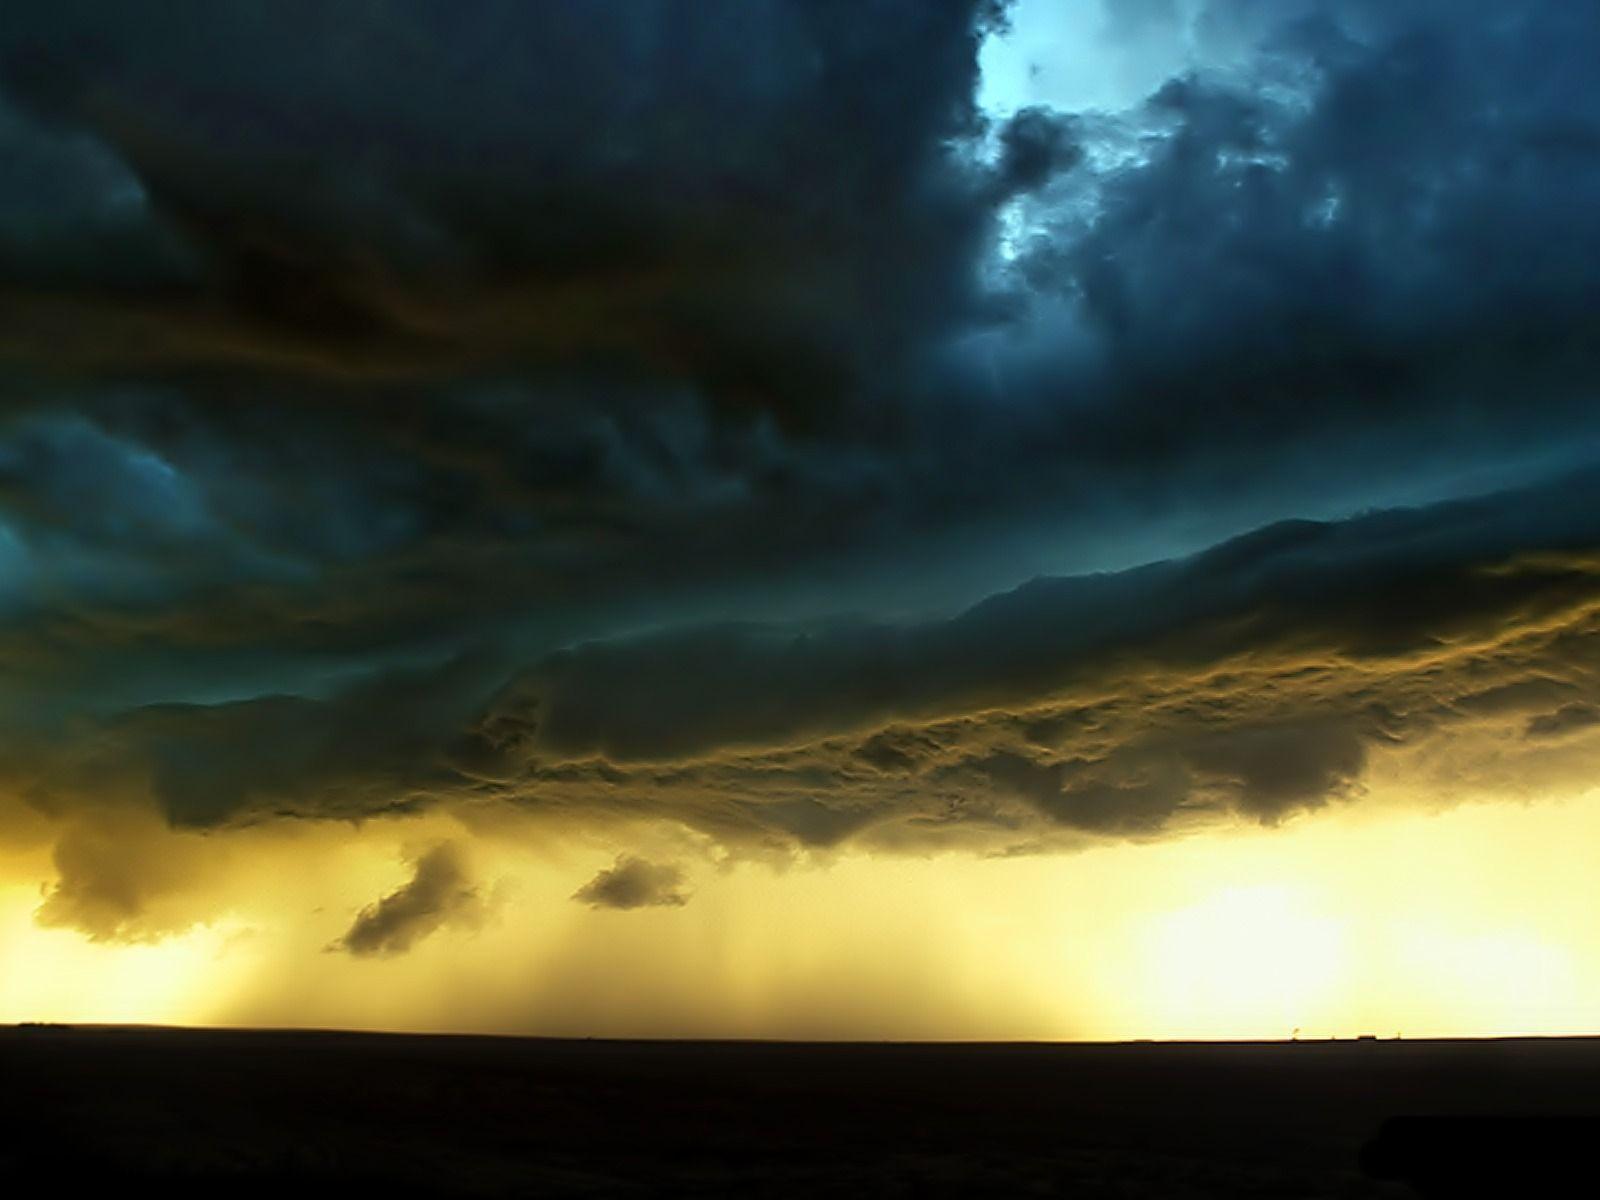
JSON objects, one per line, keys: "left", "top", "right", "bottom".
{"left": 4, "top": 0, "right": 1600, "bottom": 1040}
{"left": 5, "top": 780, "right": 1599, "bottom": 1040}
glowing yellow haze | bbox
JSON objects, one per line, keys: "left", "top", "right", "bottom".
{"left": 3, "top": 789, "right": 1599, "bottom": 1040}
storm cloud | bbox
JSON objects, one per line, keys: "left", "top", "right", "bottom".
{"left": 7, "top": 466, "right": 1597, "bottom": 863}
{"left": 2, "top": 0, "right": 1600, "bottom": 926}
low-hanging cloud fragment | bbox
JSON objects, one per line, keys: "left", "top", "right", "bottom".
{"left": 572, "top": 856, "right": 691, "bottom": 910}
{"left": 32, "top": 808, "right": 228, "bottom": 943}
{"left": 332, "top": 842, "right": 486, "bottom": 957}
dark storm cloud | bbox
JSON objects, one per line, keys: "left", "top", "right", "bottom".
{"left": 0, "top": 0, "right": 1009, "bottom": 726}
{"left": 572, "top": 856, "right": 691, "bottom": 911}
{"left": 0, "top": 0, "right": 1595, "bottom": 643}
{"left": 500, "top": 470, "right": 1600, "bottom": 765}
{"left": 1, "top": 0, "right": 1599, "bottom": 900}
{"left": 0, "top": 0, "right": 1001, "bottom": 413}
{"left": 1, "top": 653, "right": 505, "bottom": 830}
{"left": 334, "top": 842, "right": 484, "bottom": 957}
{"left": 965, "top": 0, "right": 1600, "bottom": 517}
{"left": 9, "top": 466, "right": 1600, "bottom": 860}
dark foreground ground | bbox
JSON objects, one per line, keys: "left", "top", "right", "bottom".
{"left": 2, "top": 1026, "right": 1597, "bottom": 1198}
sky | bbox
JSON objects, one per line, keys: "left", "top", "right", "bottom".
{"left": 2, "top": 0, "right": 1600, "bottom": 1040}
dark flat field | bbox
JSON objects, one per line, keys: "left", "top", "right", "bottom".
{"left": 3, "top": 1026, "right": 1598, "bottom": 1197}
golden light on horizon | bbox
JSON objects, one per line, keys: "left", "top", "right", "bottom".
{"left": 4, "top": 784, "right": 1600, "bottom": 1042}
{"left": 1133, "top": 884, "right": 1348, "bottom": 1039}
{"left": 0, "top": 880, "right": 255, "bottom": 1027}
